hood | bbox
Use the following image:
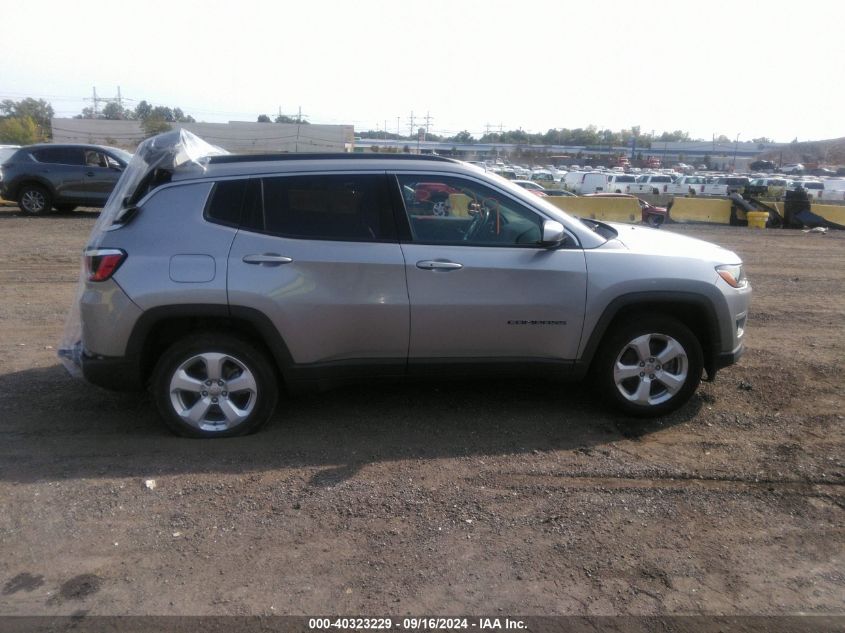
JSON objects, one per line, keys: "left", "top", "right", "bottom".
{"left": 607, "top": 223, "right": 741, "bottom": 263}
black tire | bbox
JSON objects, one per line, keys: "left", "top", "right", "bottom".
{"left": 18, "top": 184, "right": 53, "bottom": 215}
{"left": 54, "top": 204, "right": 77, "bottom": 213}
{"left": 151, "top": 333, "right": 279, "bottom": 438}
{"left": 593, "top": 314, "right": 703, "bottom": 417}
{"left": 645, "top": 214, "right": 664, "bottom": 228}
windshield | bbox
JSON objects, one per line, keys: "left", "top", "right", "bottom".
{"left": 106, "top": 147, "right": 134, "bottom": 164}
{"left": 484, "top": 169, "right": 605, "bottom": 240}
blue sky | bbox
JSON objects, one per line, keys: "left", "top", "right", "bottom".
{"left": 3, "top": 0, "right": 843, "bottom": 141}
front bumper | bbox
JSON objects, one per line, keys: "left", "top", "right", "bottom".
{"left": 715, "top": 342, "right": 744, "bottom": 370}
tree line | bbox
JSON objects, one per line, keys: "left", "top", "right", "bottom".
{"left": 359, "top": 125, "right": 773, "bottom": 148}
{"left": 0, "top": 96, "right": 774, "bottom": 148}
{"left": 0, "top": 98, "right": 197, "bottom": 144}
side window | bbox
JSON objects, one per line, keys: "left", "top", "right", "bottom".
{"left": 396, "top": 175, "right": 543, "bottom": 246}
{"left": 32, "top": 148, "right": 84, "bottom": 165}
{"left": 205, "top": 179, "right": 247, "bottom": 227}
{"left": 85, "top": 150, "right": 107, "bottom": 167}
{"left": 244, "top": 174, "right": 394, "bottom": 242}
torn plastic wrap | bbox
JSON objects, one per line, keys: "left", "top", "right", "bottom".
{"left": 58, "top": 129, "right": 228, "bottom": 376}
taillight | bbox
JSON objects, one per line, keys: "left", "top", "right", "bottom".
{"left": 84, "top": 248, "right": 126, "bottom": 282}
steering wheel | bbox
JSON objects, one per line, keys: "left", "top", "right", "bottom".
{"left": 462, "top": 203, "right": 490, "bottom": 241}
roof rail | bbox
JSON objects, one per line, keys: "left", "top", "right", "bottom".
{"left": 206, "top": 153, "right": 458, "bottom": 165}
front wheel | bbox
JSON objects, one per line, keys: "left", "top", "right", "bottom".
{"left": 151, "top": 333, "right": 279, "bottom": 438}
{"left": 594, "top": 315, "right": 703, "bottom": 417}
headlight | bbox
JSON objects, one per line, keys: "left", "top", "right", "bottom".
{"left": 716, "top": 264, "right": 747, "bottom": 288}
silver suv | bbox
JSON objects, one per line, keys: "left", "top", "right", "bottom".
{"left": 68, "top": 137, "right": 751, "bottom": 438}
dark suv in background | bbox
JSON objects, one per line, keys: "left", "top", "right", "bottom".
{"left": 0, "top": 143, "right": 131, "bottom": 214}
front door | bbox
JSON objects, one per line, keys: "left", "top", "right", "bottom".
{"left": 394, "top": 173, "right": 587, "bottom": 364}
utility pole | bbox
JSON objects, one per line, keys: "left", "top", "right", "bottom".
{"left": 407, "top": 111, "right": 415, "bottom": 138}
{"left": 423, "top": 111, "right": 433, "bottom": 141}
{"left": 83, "top": 86, "right": 106, "bottom": 118}
{"left": 397, "top": 117, "right": 401, "bottom": 136}
{"left": 116, "top": 86, "right": 122, "bottom": 110}
{"left": 733, "top": 133, "right": 741, "bottom": 172}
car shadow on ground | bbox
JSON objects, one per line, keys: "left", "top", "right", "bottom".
{"left": 0, "top": 365, "right": 701, "bottom": 486}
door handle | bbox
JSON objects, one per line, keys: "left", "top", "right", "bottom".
{"left": 86, "top": 171, "right": 95, "bottom": 177}
{"left": 416, "top": 259, "right": 463, "bottom": 271}
{"left": 242, "top": 253, "right": 293, "bottom": 266}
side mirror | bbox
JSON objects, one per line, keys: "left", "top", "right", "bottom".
{"left": 540, "top": 220, "right": 566, "bottom": 247}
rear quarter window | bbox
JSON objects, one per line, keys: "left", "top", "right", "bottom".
{"left": 204, "top": 179, "right": 248, "bottom": 227}
{"left": 31, "top": 147, "right": 84, "bottom": 165}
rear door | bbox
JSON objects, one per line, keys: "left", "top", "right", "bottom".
{"left": 227, "top": 173, "right": 409, "bottom": 372}
{"left": 31, "top": 147, "right": 86, "bottom": 201}
{"left": 393, "top": 173, "right": 587, "bottom": 366}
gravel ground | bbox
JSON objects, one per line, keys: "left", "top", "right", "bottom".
{"left": 0, "top": 205, "right": 842, "bottom": 616}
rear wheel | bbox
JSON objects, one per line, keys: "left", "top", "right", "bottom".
{"left": 18, "top": 185, "right": 53, "bottom": 215}
{"left": 151, "top": 333, "right": 279, "bottom": 438}
{"left": 594, "top": 314, "right": 702, "bottom": 417}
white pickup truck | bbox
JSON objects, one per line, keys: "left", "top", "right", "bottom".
{"left": 629, "top": 174, "right": 675, "bottom": 195}
{"left": 605, "top": 174, "right": 638, "bottom": 193}
{"left": 702, "top": 177, "right": 750, "bottom": 197}
{"left": 666, "top": 175, "right": 708, "bottom": 196}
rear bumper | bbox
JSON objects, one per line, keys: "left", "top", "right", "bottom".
{"left": 62, "top": 340, "right": 144, "bottom": 391}
{"left": 82, "top": 351, "right": 145, "bottom": 391}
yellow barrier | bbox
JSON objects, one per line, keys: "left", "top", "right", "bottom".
{"left": 544, "top": 196, "right": 641, "bottom": 224}
{"left": 771, "top": 201, "right": 845, "bottom": 225}
{"left": 668, "top": 197, "right": 732, "bottom": 224}
{"left": 810, "top": 204, "right": 845, "bottom": 225}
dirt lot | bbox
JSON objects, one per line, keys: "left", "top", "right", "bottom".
{"left": 0, "top": 205, "right": 842, "bottom": 617}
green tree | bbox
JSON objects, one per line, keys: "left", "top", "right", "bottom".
{"left": 448, "top": 130, "right": 475, "bottom": 143}
{"left": 0, "top": 98, "right": 54, "bottom": 138}
{"left": 134, "top": 100, "right": 153, "bottom": 120}
{"left": 0, "top": 116, "right": 40, "bottom": 144}
{"left": 257, "top": 114, "right": 271, "bottom": 123}
{"left": 102, "top": 101, "right": 132, "bottom": 120}
{"left": 141, "top": 116, "right": 172, "bottom": 137}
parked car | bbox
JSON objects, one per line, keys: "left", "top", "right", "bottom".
{"left": 666, "top": 175, "right": 708, "bottom": 196}
{"left": 512, "top": 180, "right": 549, "bottom": 196}
{"left": 749, "top": 160, "right": 776, "bottom": 171}
{"left": 780, "top": 163, "right": 804, "bottom": 175}
{"left": 630, "top": 174, "right": 674, "bottom": 195}
{"left": 0, "top": 145, "right": 20, "bottom": 200}
{"left": 703, "top": 176, "right": 750, "bottom": 197}
{"left": 746, "top": 177, "right": 791, "bottom": 198}
{"left": 606, "top": 174, "right": 638, "bottom": 193}
{"left": 66, "top": 134, "right": 750, "bottom": 437}
{"left": 563, "top": 171, "right": 607, "bottom": 194}
{"left": 583, "top": 193, "right": 667, "bottom": 227}
{"left": 791, "top": 180, "right": 824, "bottom": 199}
{"left": 0, "top": 143, "right": 131, "bottom": 214}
